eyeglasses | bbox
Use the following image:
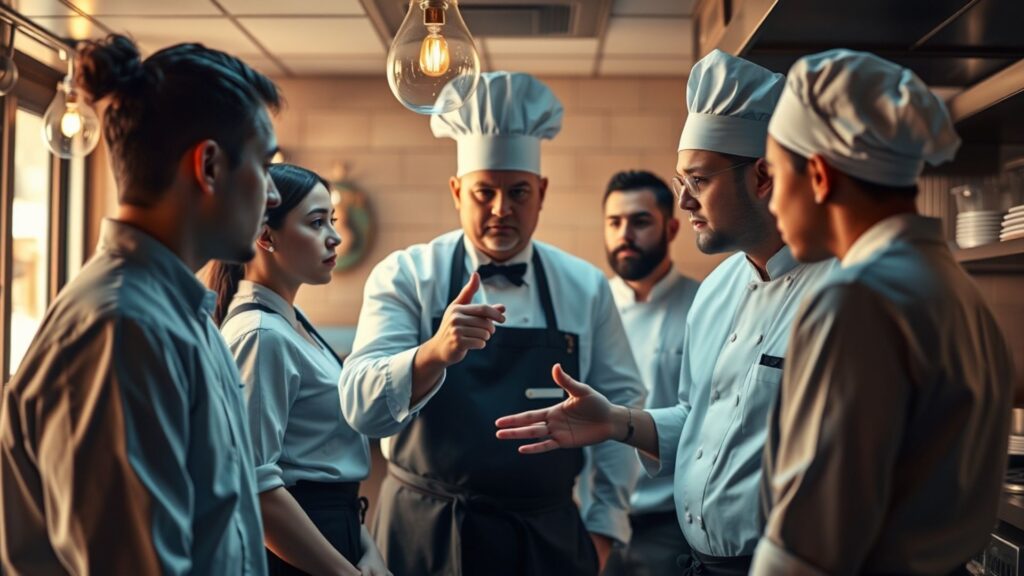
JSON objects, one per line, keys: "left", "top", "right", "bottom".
{"left": 671, "top": 161, "right": 755, "bottom": 202}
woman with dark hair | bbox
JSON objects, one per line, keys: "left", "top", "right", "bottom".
{"left": 208, "top": 163, "right": 389, "bottom": 576}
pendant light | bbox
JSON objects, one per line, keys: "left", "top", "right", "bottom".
{"left": 386, "top": 0, "right": 481, "bottom": 115}
{"left": 42, "top": 52, "right": 100, "bottom": 158}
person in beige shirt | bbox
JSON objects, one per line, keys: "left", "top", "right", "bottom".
{"left": 753, "top": 48, "right": 1014, "bottom": 575}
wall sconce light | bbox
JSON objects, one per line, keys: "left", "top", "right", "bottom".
{"left": 386, "top": 0, "right": 480, "bottom": 115}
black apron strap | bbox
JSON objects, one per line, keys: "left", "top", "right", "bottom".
{"left": 448, "top": 236, "right": 561, "bottom": 331}
{"left": 223, "top": 301, "right": 343, "bottom": 368}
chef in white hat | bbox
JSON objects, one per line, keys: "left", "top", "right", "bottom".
{"left": 340, "top": 71, "right": 644, "bottom": 576}
{"left": 754, "top": 49, "right": 1014, "bottom": 576}
{"left": 495, "top": 51, "right": 835, "bottom": 576}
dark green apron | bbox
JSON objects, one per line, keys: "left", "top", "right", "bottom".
{"left": 374, "top": 239, "right": 598, "bottom": 576}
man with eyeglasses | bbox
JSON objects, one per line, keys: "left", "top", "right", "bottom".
{"left": 495, "top": 50, "right": 835, "bottom": 576}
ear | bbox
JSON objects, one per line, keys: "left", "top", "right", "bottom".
{"left": 537, "top": 177, "right": 548, "bottom": 207}
{"left": 190, "top": 139, "right": 222, "bottom": 197}
{"left": 752, "top": 158, "right": 774, "bottom": 202}
{"left": 667, "top": 215, "right": 680, "bottom": 242}
{"left": 449, "top": 176, "right": 462, "bottom": 210}
{"left": 255, "top": 226, "right": 274, "bottom": 252}
{"left": 807, "top": 154, "right": 835, "bottom": 204}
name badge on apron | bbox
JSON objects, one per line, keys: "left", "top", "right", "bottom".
{"left": 525, "top": 388, "right": 566, "bottom": 400}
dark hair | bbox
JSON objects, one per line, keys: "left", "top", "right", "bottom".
{"left": 779, "top": 144, "right": 918, "bottom": 200}
{"left": 206, "top": 163, "right": 331, "bottom": 325}
{"left": 76, "top": 34, "right": 281, "bottom": 207}
{"left": 603, "top": 170, "right": 675, "bottom": 220}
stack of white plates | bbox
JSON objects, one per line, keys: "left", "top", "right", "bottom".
{"left": 956, "top": 210, "right": 1003, "bottom": 248}
{"left": 1001, "top": 205, "right": 1024, "bottom": 242}
{"left": 1010, "top": 434, "right": 1024, "bottom": 455}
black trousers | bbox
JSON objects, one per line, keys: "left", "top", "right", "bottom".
{"left": 267, "top": 481, "right": 365, "bottom": 575}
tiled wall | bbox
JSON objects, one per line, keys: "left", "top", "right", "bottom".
{"left": 270, "top": 75, "right": 726, "bottom": 328}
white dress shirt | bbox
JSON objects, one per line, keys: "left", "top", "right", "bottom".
{"left": 0, "top": 220, "right": 265, "bottom": 575}
{"left": 609, "top": 270, "right": 700, "bottom": 514}
{"left": 752, "top": 215, "right": 1014, "bottom": 575}
{"left": 340, "top": 230, "right": 646, "bottom": 542}
{"left": 643, "top": 246, "right": 836, "bottom": 557}
{"left": 221, "top": 281, "right": 371, "bottom": 493}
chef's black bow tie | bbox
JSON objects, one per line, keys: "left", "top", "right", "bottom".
{"left": 477, "top": 262, "right": 527, "bottom": 286}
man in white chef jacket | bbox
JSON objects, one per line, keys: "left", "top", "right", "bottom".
{"left": 752, "top": 48, "right": 1014, "bottom": 576}
{"left": 595, "top": 169, "right": 699, "bottom": 575}
{"left": 495, "top": 51, "right": 836, "bottom": 576}
{"left": 339, "top": 71, "right": 644, "bottom": 576}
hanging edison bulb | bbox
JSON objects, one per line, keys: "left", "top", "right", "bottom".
{"left": 0, "top": 23, "right": 19, "bottom": 96}
{"left": 42, "top": 59, "right": 101, "bottom": 159}
{"left": 386, "top": 0, "right": 480, "bottom": 115}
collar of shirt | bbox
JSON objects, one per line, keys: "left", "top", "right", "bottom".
{"left": 233, "top": 280, "right": 301, "bottom": 329}
{"left": 743, "top": 244, "right": 800, "bottom": 282}
{"left": 610, "top": 268, "right": 683, "bottom": 307}
{"left": 462, "top": 235, "right": 535, "bottom": 288}
{"left": 842, "top": 214, "right": 944, "bottom": 268}
{"left": 97, "top": 218, "right": 214, "bottom": 315}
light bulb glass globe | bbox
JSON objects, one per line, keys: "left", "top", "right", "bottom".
{"left": 0, "top": 55, "right": 18, "bottom": 96}
{"left": 42, "top": 79, "right": 101, "bottom": 159}
{"left": 387, "top": 0, "right": 480, "bottom": 115}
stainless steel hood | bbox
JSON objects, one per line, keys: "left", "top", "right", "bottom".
{"left": 695, "top": 0, "right": 1024, "bottom": 145}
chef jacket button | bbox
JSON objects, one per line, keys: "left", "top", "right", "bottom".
{"left": 711, "top": 390, "right": 719, "bottom": 401}
{"left": 696, "top": 447, "right": 703, "bottom": 460}
{"left": 522, "top": 316, "right": 529, "bottom": 323}
{"left": 697, "top": 516, "right": 704, "bottom": 529}
{"left": 748, "top": 283, "right": 757, "bottom": 291}
{"left": 729, "top": 333, "right": 737, "bottom": 343}
{"left": 686, "top": 512, "right": 693, "bottom": 524}
{"left": 735, "top": 394, "right": 741, "bottom": 406}
{"left": 755, "top": 334, "right": 764, "bottom": 345}
{"left": 785, "top": 276, "right": 793, "bottom": 284}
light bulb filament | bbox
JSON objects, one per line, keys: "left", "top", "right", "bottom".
{"left": 419, "top": 28, "right": 450, "bottom": 77}
{"left": 61, "top": 108, "right": 83, "bottom": 138}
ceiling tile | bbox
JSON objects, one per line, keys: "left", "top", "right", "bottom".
{"left": 96, "top": 17, "right": 260, "bottom": 55}
{"left": 236, "top": 53, "right": 287, "bottom": 77}
{"left": 488, "top": 56, "right": 595, "bottom": 77}
{"left": 67, "top": 0, "right": 219, "bottom": 16}
{"left": 239, "top": 17, "right": 382, "bottom": 56}
{"left": 599, "top": 56, "right": 692, "bottom": 77}
{"left": 28, "top": 16, "right": 108, "bottom": 41}
{"left": 12, "top": 0, "right": 76, "bottom": 17}
{"left": 612, "top": 0, "right": 695, "bottom": 17}
{"left": 280, "top": 55, "right": 386, "bottom": 76}
{"left": 603, "top": 17, "right": 692, "bottom": 57}
{"left": 483, "top": 38, "right": 599, "bottom": 56}
{"left": 218, "top": 0, "right": 365, "bottom": 16}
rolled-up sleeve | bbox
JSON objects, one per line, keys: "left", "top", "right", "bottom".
{"left": 579, "top": 282, "right": 646, "bottom": 543}
{"left": 752, "top": 284, "right": 910, "bottom": 576}
{"left": 2, "top": 317, "right": 194, "bottom": 574}
{"left": 228, "top": 328, "right": 299, "bottom": 493}
{"left": 340, "top": 253, "right": 444, "bottom": 438}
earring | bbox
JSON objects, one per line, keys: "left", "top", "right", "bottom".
{"left": 266, "top": 245, "right": 275, "bottom": 253}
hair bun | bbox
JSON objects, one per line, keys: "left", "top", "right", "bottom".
{"left": 77, "top": 34, "right": 154, "bottom": 103}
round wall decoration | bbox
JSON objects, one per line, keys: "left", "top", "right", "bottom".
{"left": 331, "top": 181, "right": 373, "bottom": 272}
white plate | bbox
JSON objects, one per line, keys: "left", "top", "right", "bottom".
{"left": 1003, "top": 223, "right": 1024, "bottom": 234}
{"left": 1002, "top": 216, "right": 1024, "bottom": 226}
{"left": 1000, "top": 232, "right": 1024, "bottom": 242}
{"left": 958, "top": 213, "right": 1003, "bottom": 220}
{"left": 1009, "top": 204, "right": 1024, "bottom": 214}
{"left": 959, "top": 210, "right": 1003, "bottom": 216}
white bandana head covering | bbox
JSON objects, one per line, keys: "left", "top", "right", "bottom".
{"left": 678, "top": 49, "right": 786, "bottom": 158}
{"left": 768, "top": 49, "right": 961, "bottom": 187}
{"left": 431, "top": 71, "right": 563, "bottom": 177}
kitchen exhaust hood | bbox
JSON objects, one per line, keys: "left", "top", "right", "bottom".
{"left": 695, "top": 0, "right": 1024, "bottom": 145}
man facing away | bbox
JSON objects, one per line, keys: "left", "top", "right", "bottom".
{"left": 0, "top": 34, "right": 282, "bottom": 574}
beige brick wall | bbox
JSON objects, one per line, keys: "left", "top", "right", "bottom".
{"left": 272, "top": 75, "right": 726, "bottom": 327}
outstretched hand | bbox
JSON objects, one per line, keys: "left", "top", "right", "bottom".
{"left": 495, "top": 364, "right": 617, "bottom": 454}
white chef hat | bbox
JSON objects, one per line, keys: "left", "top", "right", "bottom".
{"left": 431, "top": 71, "right": 563, "bottom": 177}
{"left": 678, "top": 49, "right": 785, "bottom": 158}
{"left": 768, "top": 49, "right": 961, "bottom": 187}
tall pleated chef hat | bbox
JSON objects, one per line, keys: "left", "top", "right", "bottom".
{"left": 768, "top": 49, "right": 961, "bottom": 187}
{"left": 678, "top": 49, "right": 786, "bottom": 158}
{"left": 431, "top": 71, "right": 563, "bottom": 177}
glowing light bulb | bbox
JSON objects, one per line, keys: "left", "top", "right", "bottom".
{"left": 61, "top": 108, "right": 83, "bottom": 138}
{"left": 386, "top": 0, "right": 480, "bottom": 114}
{"left": 419, "top": 29, "right": 450, "bottom": 77}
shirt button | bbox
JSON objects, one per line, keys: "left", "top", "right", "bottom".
{"left": 755, "top": 334, "right": 764, "bottom": 345}
{"left": 785, "top": 276, "right": 793, "bottom": 284}
{"left": 748, "top": 283, "right": 757, "bottom": 291}
{"left": 711, "top": 390, "right": 719, "bottom": 401}
{"left": 686, "top": 512, "right": 693, "bottom": 524}
{"left": 729, "top": 333, "right": 737, "bottom": 343}
{"left": 697, "top": 516, "right": 704, "bottom": 530}
{"left": 696, "top": 447, "right": 703, "bottom": 460}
